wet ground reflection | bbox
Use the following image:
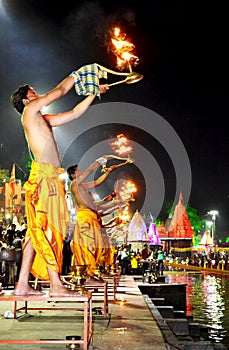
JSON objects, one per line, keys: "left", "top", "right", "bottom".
{"left": 165, "top": 272, "right": 229, "bottom": 345}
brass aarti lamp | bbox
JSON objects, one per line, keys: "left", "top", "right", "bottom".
{"left": 61, "top": 265, "right": 87, "bottom": 291}
{"left": 99, "top": 64, "right": 143, "bottom": 87}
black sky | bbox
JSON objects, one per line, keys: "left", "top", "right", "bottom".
{"left": 0, "top": 1, "right": 228, "bottom": 236}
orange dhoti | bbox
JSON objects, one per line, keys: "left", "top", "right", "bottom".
{"left": 100, "top": 227, "right": 114, "bottom": 267}
{"left": 72, "top": 208, "right": 111, "bottom": 277}
{"left": 23, "top": 161, "right": 69, "bottom": 280}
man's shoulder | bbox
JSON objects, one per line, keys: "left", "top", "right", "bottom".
{"left": 22, "top": 105, "right": 44, "bottom": 122}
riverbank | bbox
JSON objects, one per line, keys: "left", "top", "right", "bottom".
{"left": 163, "top": 261, "right": 229, "bottom": 275}
{"left": 0, "top": 274, "right": 227, "bottom": 349}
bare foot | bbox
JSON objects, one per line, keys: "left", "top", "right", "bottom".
{"left": 14, "top": 285, "right": 45, "bottom": 296}
{"left": 49, "top": 285, "right": 82, "bottom": 297}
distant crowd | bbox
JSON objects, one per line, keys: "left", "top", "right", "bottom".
{"left": 166, "top": 250, "right": 229, "bottom": 271}
{"left": 114, "top": 243, "right": 165, "bottom": 276}
{"left": 0, "top": 220, "right": 27, "bottom": 251}
{"left": 1, "top": 218, "right": 229, "bottom": 287}
{"left": 0, "top": 218, "right": 72, "bottom": 285}
{"left": 113, "top": 243, "right": 229, "bottom": 274}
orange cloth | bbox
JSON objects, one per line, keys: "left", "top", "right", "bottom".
{"left": 72, "top": 208, "right": 111, "bottom": 276}
{"left": 23, "top": 161, "right": 69, "bottom": 280}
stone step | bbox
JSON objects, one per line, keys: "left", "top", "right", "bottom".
{"left": 150, "top": 297, "right": 165, "bottom": 305}
{"left": 166, "top": 318, "right": 190, "bottom": 336}
{"left": 157, "top": 305, "right": 175, "bottom": 318}
{"left": 174, "top": 310, "right": 186, "bottom": 318}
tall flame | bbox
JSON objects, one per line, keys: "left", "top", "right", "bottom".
{"left": 109, "top": 27, "right": 139, "bottom": 71}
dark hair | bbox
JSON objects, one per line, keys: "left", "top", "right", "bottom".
{"left": 10, "top": 84, "right": 31, "bottom": 114}
{"left": 67, "top": 164, "right": 78, "bottom": 180}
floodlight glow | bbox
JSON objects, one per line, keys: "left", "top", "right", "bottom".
{"left": 209, "top": 210, "right": 219, "bottom": 216}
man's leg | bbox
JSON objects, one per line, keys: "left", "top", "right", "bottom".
{"left": 48, "top": 268, "right": 83, "bottom": 296}
{"left": 14, "top": 239, "right": 43, "bottom": 295}
{"left": 14, "top": 239, "right": 81, "bottom": 296}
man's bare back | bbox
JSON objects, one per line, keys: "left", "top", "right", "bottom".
{"left": 70, "top": 180, "right": 95, "bottom": 210}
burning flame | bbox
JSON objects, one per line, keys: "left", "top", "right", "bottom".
{"left": 119, "top": 204, "right": 131, "bottom": 222}
{"left": 109, "top": 27, "right": 140, "bottom": 71}
{"left": 111, "top": 135, "right": 136, "bottom": 222}
{"left": 111, "top": 134, "right": 132, "bottom": 156}
{"left": 115, "top": 178, "right": 136, "bottom": 203}
{"left": 119, "top": 180, "right": 137, "bottom": 200}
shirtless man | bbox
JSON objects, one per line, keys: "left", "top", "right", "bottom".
{"left": 10, "top": 69, "right": 109, "bottom": 296}
{"left": 67, "top": 157, "right": 131, "bottom": 281}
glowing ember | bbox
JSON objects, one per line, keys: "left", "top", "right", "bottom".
{"left": 111, "top": 134, "right": 132, "bottom": 156}
{"left": 109, "top": 27, "right": 140, "bottom": 71}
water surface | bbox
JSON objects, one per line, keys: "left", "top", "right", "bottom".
{"left": 165, "top": 272, "right": 229, "bottom": 346}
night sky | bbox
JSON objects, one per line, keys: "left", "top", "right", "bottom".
{"left": 0, "top": 1, "right": 228, "bottom": 237}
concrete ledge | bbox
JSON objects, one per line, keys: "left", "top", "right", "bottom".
{"left": 183, "top": 343, "right": 221, "bottom": 350}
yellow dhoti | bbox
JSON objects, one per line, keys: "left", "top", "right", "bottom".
{"left": 72, "top": 208, "right": 111, "bottom": 276}
{"left": 23, "top": 161, "right": 69, "bottom": 280}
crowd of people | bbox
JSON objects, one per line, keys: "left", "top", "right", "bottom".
{"left": 0, "top": 220, "right": 26, "bottom": 251}
{"left": 115, "top": 243, "right": 165, "bottom": 276}
{"left": 166, "top": 250, "right": 229, "bottom": 271}
{"left": 0, "top": 220, "right": 27, "bottom": 284}
{"left": 113, "top": 243, "right": 229, "bottom": 276}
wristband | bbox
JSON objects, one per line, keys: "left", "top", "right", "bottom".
{"left": 96, "top": 157, "right": 107, "bottom": 166}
